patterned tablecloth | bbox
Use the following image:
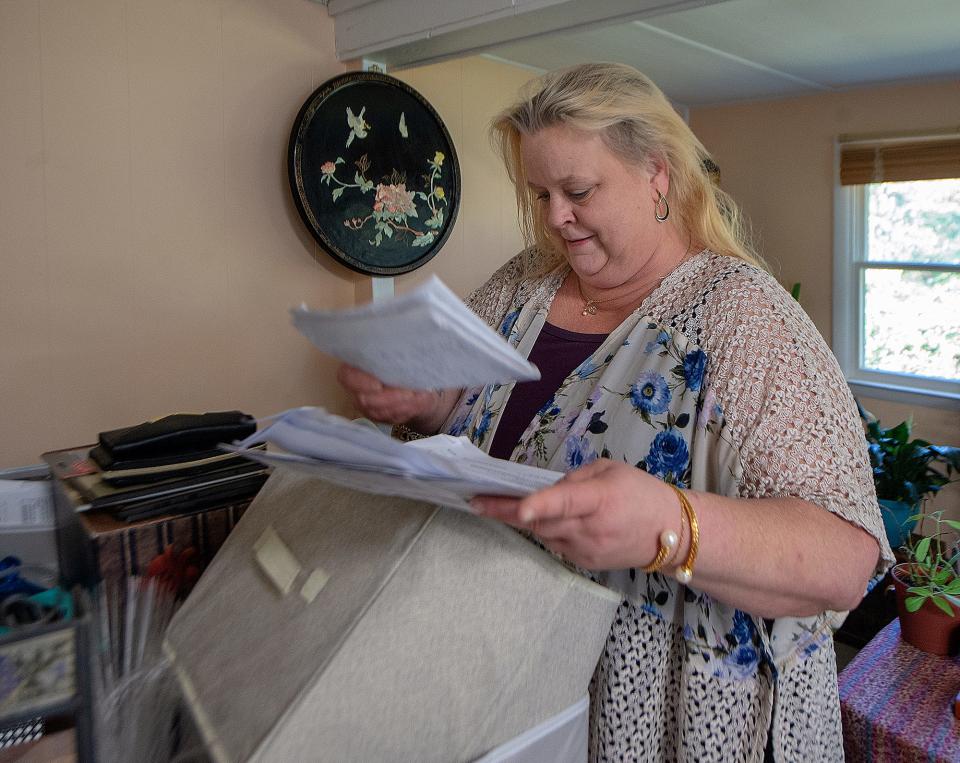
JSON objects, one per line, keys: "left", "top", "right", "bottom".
{"left": 839, "top": 619, "right": 960, "bottom": 762}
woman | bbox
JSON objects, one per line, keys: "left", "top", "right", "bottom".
{"left": 338, "top": 63, "right": 891, "bottom": 761}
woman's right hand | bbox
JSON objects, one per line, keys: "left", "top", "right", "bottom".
{"left": 336, "top": 364, "right": 458, "bottom": 434}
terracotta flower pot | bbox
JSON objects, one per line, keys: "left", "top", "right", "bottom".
{"left": 890, "top": 563, "right": 960, "bottom": 656}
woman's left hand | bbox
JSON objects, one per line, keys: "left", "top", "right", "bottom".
{"left": 472, "top": 459, "right": 678, "bottom": 570}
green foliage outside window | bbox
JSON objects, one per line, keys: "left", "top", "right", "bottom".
{"left": 864, "top": 178, "right": 960, "bottom": 382}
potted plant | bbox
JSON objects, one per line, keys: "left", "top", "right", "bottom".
{"left": 890, "top": 510, "right": 960, "bottom": 654}
{"left": 861, "top": 410, "right": 960, "bottom": 550}
{"left": 860, "top": 407, "right": 960, "bottom": 654}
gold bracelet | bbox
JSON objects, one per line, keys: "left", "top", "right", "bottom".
{"left": 669, "top": 506, "right": 686, "bottom": 567}
{"left": 641, "top": 490, "right": 686, "bottom": 573}
{"left": 668, "top": 484, "right": 699, "bottom": 584}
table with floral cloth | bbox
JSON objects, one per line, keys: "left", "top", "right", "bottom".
{"left": 839, "top": 618, "right": 960, "bottom": 761}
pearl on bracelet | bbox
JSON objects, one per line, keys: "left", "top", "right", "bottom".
{"left": 675, "top": 567, "right": 693, "bottom": 584}
{"left": 641, "top": 523, "right": 683, "bottom": 574}
{"left": 660, "top": 529, "right": 678, "bottom": 551}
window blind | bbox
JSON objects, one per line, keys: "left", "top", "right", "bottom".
{"left": 839, "top": 136, "right": 960, "bottom": 185}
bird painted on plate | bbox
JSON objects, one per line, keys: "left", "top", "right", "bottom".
{"left": 346, "top": 106, "right": 370, "bottom": 147}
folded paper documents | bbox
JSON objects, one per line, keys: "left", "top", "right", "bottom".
{"left": 228, "top": 407, "right": 562, "bottom": 511}
{"left": 290, "top": 275, "right": 540, "bottom": 389}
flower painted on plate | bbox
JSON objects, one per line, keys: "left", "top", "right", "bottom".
{"left": 629, "top": 371, "right": 671, "bottom": 415}
{"left": 373, "top": 183, "right": 417, "bottom": 218}
{"left": 644, "top": 429, "right": 690, "bottom": 480}
{"left": 434, "top": 151, "right": 445, "bottom": 166}
{"left": 683, "top": 349, "right": 707, "bottom": 392}
{"left": 324, "top": 142, "right": 445, "bottom": 248}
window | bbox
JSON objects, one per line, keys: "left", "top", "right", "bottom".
{"left": 834, "top": 133, "right": 960, "bottom": 407}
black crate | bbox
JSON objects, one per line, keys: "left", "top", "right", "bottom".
{"left": 0, "top": 588, "right": 94, "bottom": 761}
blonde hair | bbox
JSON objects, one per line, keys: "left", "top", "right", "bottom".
{"left": 491, "top": 62, "right": 764, "bottom": 271}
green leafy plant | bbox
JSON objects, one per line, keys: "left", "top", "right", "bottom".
{"left": 860, "top": 406, "right": 960, "bottom": 616}
{"left": 901, "top": 510, "right": 960, "bottom": 616}
{"left": 861, "top": 410, "right": 960, "bottom": 504}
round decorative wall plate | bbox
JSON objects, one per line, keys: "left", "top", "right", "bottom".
{"left": 288, "top": 71, "right": 461, "bottom": 276}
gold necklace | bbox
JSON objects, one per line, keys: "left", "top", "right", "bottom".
{"left": 575, "top": 246, "right": 697, "bottom": 316}
{"left": 576, "top": 278, "right": 648, "bottom": 316}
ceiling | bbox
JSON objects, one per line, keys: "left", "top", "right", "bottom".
{"left": 478, "top": 0, "right": 960, "bottom": 108}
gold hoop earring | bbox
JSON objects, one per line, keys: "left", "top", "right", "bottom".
{"left": 655, "top": 190, "right": 669, "bottom": 223}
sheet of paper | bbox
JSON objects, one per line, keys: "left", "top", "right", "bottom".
{"left": 228, "top": 450, "right": 478, "bottom": 512}
{"left": 290, "top": 275, "right": 540, "bottom": 389}
{"left": 405, "top": 435, "right": 563, "bottom": 491}
{"left": 230, "top": 407, "right": 563, "bottom": 511}
{"left": 241, "top": 407, "right": 449, "bottom": 477}
{"left": 0, "top": 480, "right": 55, "bottom": 531}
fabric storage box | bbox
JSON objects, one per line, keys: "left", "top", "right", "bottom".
{"left": 164, "top": 470, "right": 619, "bottom": 762}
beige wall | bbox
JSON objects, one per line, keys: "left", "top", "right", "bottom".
{"left": 392, "top": 57, "right": 535, "bottom": 295}
{"left": 0, "top": 0, "right": 532, "bottom": 468}
{"left": 690, "top": 80, "right": 960, "bottom": 517}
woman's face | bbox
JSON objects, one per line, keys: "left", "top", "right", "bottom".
{"left": 520, "top": 124, "right": 668, "bottom": 287}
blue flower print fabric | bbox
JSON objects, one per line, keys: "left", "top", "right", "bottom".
{"left": 442, "top": 293, "right": 778, "bottom": 681}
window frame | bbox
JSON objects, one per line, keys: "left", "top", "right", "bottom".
{"left": 833, "top": 159, "right": 960, "bottom": 410}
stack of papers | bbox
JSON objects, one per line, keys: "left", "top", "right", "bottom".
{"left": 42, "top": 446, "right": 269, "bottom": 520}
{"left": 290, "top": 275, "right": 540, "bottom": 389}
{"left": 227, "top": 407, "right": 562, "bottom": 512}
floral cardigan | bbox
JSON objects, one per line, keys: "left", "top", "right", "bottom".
{"left": 441, "top": 249, "right": 892, "bottom": 761}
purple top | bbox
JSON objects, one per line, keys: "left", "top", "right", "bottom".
{"left": 488, "top": 322, "right": 606, "bottom": 460}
